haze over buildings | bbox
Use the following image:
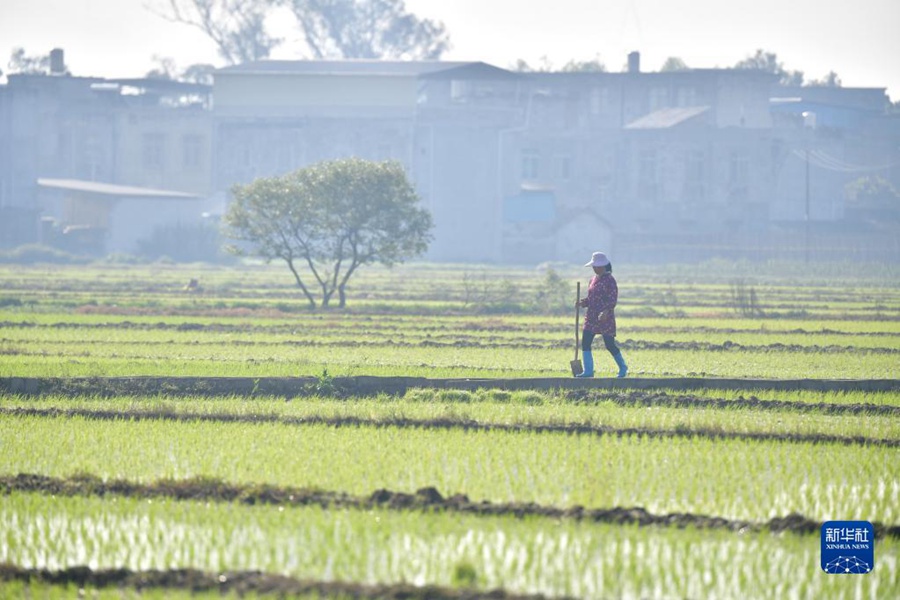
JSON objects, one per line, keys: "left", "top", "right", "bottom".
{"left": 0, "top": 1, "right": 898, "bottom": 264}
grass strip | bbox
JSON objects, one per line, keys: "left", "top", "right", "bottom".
{"left": 5, "top": 330, "right": 899, "bottom": 354}
{"left": 5, "top": 490, "right": 898, "bottom": 599}
{"left": 5, "top": 473, "right": 899, "bottom": 539}
{"left": 564, "top": 389, "right": 900, "bottom": 415}
{"left": 5, "top": 415, "right": 896, "bottom": 522}
{"left": 7, "top": 391, "right": 899, "bottom": 440}
{"left": 3, "top": 405, "right": 898, "bottom": 448}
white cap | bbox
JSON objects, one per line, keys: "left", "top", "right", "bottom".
{"left": 584, "top": 251, "right": 610, "bottom": 267}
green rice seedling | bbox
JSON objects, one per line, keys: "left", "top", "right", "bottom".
{"left": 3, "top": 391, "right": 899, "bottom": 440}
{"left": 2, "top": 492, "right": 897, "bottom": 599}
{"left": 2, "top": 262, "right": 898, "bottom": 380}
{"left": 474, "top": 389, "right": 513, "bottom": 403}
{"left": 511, "top": 391, "right": 545, "bottom": 406}
{"left": 4, "top": 341, "right": 896, "bottom": 378}
{"left": 434, "top": 390, "right": 473, "bottom": 403}
{"left": 2, "top": 415, "right": 897, "bottom": 522}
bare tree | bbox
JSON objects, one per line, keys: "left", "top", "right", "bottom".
{"left": 286, "top": 0, "right": 450, "bottom": 59}
{"left": 146, "top": 0, "right": 281, "bottom": 64}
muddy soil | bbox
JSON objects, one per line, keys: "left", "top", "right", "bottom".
{"left": 0, "top": 563, "right": 561, "bottom": 599}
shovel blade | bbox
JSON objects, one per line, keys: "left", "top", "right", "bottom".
{"left": 570, "top": 359, "right": 583, "bottom": 376}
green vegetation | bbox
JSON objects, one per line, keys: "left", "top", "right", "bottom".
{"left": 224, "top": 159, "right": 433, "bottom": 308}
{"left": 3, "top": 390, "right": 900, "bottom": 438}
{"left": 0, "top": 261, "right": 897, "bottom": 598}
{"left": 1, "top": 262, "right": 897, "bottom": 378}
{"left": 3, "top": 414, "right": 897, "bottom": 522}
{"left": 3, "top": 493, "right": 898, "bottom": 599}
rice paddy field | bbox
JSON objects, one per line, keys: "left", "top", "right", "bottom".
{"left": 1, "top": 260, "right": 899, "bottom": 599}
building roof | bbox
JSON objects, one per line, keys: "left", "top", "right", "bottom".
{"left": 530, "top": 68, "right": 779, "bottom": 82}
{"left": 775, "top": 85, "right": 887, "bottom": 112}
{"left": 106, "top": 78, "right": 212, "bottom": 95}
{"left": 215, "top": 59, "right": 518, "bottom": 80}
{"left": 217, "top": 60, "right": 465, "bottom": 75}
{"left": 37, "top": 178, "right": 200, "bottom": 199}
{"left": 625, "top": 106, "right": 710, "bottom": 129}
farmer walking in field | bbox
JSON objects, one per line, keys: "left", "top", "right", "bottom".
{"left": 576, "top": 251, "right": 628, "bottom": 378}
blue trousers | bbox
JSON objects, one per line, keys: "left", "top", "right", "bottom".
{"left": 582, "top": 330, "right": 620, "bottom": 356}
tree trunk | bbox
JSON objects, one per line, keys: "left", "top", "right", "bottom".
{"left": 285, "top": 258, "right": 317, "bottom": 308}
{"left": 321, "top": 288, "right": 334, "bottom": 308}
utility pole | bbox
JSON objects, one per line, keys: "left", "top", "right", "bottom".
{"left": 805, "top": 146, "right": 810, "bottom": 264}
{"left": 802, "top": 111, "right": 816, "bottom": 264}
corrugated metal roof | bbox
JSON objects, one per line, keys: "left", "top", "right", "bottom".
{"left": 625, "top": 106, "right": 710, "bottom": 129}
{"left": 37, "top": 178, "right": 200, "bottom": 199}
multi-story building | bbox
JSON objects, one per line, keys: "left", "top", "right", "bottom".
{"left": 2, "top": 51, "right": 897, "bottom": 263}
{"left": 0, "top": 51, "right": 215, "bottom": 256}
{"left": 504, "top": 66, "right": 780, "bottom": 262}
{"left": 213, "top": 59, "right": 524, "bottom": 262}
{"left": 212, "top": 57, "right": 825, "bottom": 263}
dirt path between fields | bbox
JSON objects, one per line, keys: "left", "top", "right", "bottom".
{"left": 2, "top": 375, "right": 898, "bottom": 397}
{"left": 0, "top": 563, "right": 562, "bottom": 600}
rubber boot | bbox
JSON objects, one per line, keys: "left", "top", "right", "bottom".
{"left": 575, "top": 350, "right": 594, "bottom": 377}
{"left": 613, "top": 352, "right": 628, "bottom": 378}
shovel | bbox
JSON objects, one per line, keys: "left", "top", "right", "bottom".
{"left": 570, "top": 281, "right": 583, "bottom": 376}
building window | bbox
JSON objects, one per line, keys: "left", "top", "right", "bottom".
{"left": 683, "top": 149, "right": 706, "bottom": 204}
{"left": 521, "top": 149, "right": 539, "bottom": 180}
{"left": 639, "top": 149, "right": 658, "bottom": 203}
{"left": 182, "top": 134, "right": 203, "bottom": 170}
{"left": 451, "top": 80, "right": 470, "bottom": 103}
{"left": 677, "top": 86, "right": 698, "bottom": 107}
{"left": 729, "top": 150, "right": 749, "bottom": 202}
{"left": 142, "top": 133, "right": 165, "bottom": 170}
{"left": 589, "top": 87, "right": 609, "bottom": 115}
{"left": 649, "top": 87, "right": 669, "bottom": 111}
{"left": 56, "top": 131, "right": 71, "bottom": 171}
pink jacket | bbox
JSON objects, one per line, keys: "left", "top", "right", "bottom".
{"left": 580, "top": 272, "right": 617, "bottom": 336}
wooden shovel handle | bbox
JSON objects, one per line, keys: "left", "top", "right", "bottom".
{"left": 574, "top": 281, "right": 580, "bottom": 360}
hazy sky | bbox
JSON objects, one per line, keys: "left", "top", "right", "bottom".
{"left": 1, "top": 0, "right": 898, "bottom": 99}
